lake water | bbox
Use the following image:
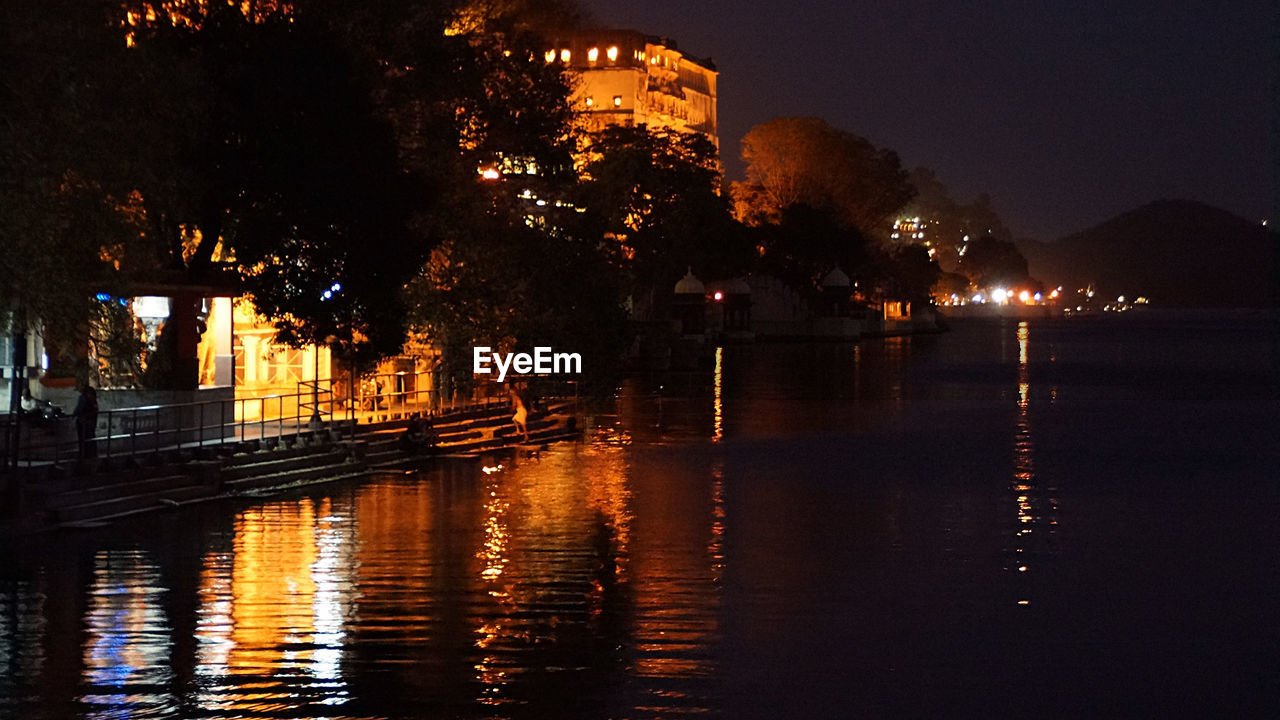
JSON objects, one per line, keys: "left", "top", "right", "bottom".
{"left": 2, "top": 312, "right": 1276, "bottom": 718}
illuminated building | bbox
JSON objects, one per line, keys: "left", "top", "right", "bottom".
{"left": 546, "top": 30, "right": 719, "bottom": 148}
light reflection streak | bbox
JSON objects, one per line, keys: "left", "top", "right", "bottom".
{"left": 80, "top": 550, "right": 176, "bottom": 719}
{"left": 713, "top": 346, "right": 724, "bottom": 442}
{"left": 193, "top": 498, "right": 354, "bottom": 713}
{"left": 476, "top": 474, "right": 514, "bottom": 704}
{"left": 1009, "top": 322, "right": 1060, "bottom": 605}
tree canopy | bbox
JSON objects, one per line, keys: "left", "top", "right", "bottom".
{"left": 733, "top": 117, "right": 915, "bottom": 238}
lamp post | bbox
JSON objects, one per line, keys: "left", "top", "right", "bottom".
{"left": 313, "top": 282, "right": 342, "bottom": 426}
{"left": 309, "top": 344, "right": 322, "bottom": 425}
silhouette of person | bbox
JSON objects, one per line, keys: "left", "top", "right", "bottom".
{"left": 73, "top": 384, "right": 99, "bottom": 459}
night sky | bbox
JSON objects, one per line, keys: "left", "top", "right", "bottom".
{"left": 587, "top": 0, "right": 1274, "bottom": 240}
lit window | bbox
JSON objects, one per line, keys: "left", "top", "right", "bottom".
{"left": 606, "top": 45, "right": 618, "bottom": 61}
{"left": 585, "top": 97, "right": 594, "bottom": 107}
{"left": 613, "top": 95, "right": 622, "bottom": 107}
{"left": 544, "top": 49, "right": 555, "bottom": 62}
{"left": 560, "top": 48, "right": 570, "bottom": 62}
{"left": 587, "top": 47, "right": 598, "bottom": 62}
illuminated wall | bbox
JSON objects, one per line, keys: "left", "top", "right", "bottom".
{"left": 546, "top": 30, "right": 719, "bottom": 148}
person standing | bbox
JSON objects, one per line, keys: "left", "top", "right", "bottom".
{"left": 74, "top": 384, "right": 99, "bottom": 460}
{"left": 509, "top": 386, "right": 529, "bottom": 442}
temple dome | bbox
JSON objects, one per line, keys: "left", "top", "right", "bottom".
{"left": 821, "top": 267, "right": 851, "bottom": 288}
{"left": 674, "top": 268, "right": 705, "bottom": 295}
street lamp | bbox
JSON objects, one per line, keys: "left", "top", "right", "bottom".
{"left": 312, "top": 283, "right": 342, "bottom": 425}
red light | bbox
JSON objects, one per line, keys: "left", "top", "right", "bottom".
{"left": 713, "top": 291, "right": 723, "bottom": 301}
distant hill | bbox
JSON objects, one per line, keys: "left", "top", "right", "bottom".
{"left": 1018, "top": 200, "right": 1276, "bottom": 308}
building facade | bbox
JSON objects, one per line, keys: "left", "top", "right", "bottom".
{"left": 545, "top": 30, "right": 719, "bottom": 147}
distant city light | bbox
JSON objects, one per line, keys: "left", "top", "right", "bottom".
{"left": 713, "top": 291, "right": 724, "bottom": 301}
{"left": 480, "top": 168, "right": 500, "bottom": 180}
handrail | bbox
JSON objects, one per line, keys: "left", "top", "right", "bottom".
{"left": 1, "top": 370, "right": 579, "bottom": 470}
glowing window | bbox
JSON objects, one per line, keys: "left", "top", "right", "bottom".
{"left": 560, "top": 48, "right": 570, "bottom": 62}
{"left": 587, "top": 47, "right": 599, "bottom": 62}
{"left": 613, "top": 95, "right": 622, "bottom": 107}
{"left": 606, "top": 45, "right": 618, "bottom": 61}
{"left": 544, "top": 49, "right": 555, "bottom": 62}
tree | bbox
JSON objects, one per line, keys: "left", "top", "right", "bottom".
{"left": 1, "top": 0, "right": 142, "bottom": 383}
{"left": 960, "top": 236, "right": 1031, "bottom": 289}
{"left": 893, "top": 167, "right": 1013, "bottom": 273}
{"left": 579, "top": 126, "right": 749, "bottom": 294}
{"left": 753, "top": 204, "right": 872, "bottom": 291}
{"left": 733, "top": 117, "right": 915, "bottom": 238}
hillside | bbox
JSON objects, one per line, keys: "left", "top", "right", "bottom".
{"left": 1018, "top": 200, "right": 1276, "bottom": 307}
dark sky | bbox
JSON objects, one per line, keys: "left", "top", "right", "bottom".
{"left": 585, "top": 0, "right": 1274, "bottom": 240}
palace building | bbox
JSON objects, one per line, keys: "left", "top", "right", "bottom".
{"left": 545, "top": 30, "right": 719, "bottom": 148}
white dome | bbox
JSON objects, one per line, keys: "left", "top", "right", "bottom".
{"left": 724, "top": 277, "right": 751, "bottom": 295}
{"left": 674, "top": 268, "right": 705, "bottom": 295}
{"left": 821, "top": 266, "right": 851, "bottom": 288}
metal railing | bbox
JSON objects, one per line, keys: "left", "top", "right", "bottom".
{"left": 0, "top": 369, "right": 579, "bottom": 470}
{"left": 1, "top": 386, "right": 335, "bottom": 468}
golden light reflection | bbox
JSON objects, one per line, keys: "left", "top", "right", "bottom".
{"left": 629, "top": 456, "right": 723, "bottom": 685}
{"left": 713, "top": 346, "right": 724, "bottom": 442}
{"left": 479, "top": 481, "right": 510, "bottom": 581}
{"left": 193, "top": 497, "right": 354, "bottom": 713}
{"left": 1008, "top": 321, "right": 1059, "bottom": 605}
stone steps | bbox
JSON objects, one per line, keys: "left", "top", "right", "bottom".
{"left": 54, "top": 482, "right": 217, "bottom": 524}
{"left": 224, "top": 460, "right": 366, "bottom": 494}
{"left": 221, "top": 447, "right": 350, "bottom": 482}
{"left": 44, "top": 474, "right": 196, "bottom": 510}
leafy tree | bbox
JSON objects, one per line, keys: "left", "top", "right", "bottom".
{"left": 753, "top": 204, "right": 872, "bottom": 291}
{"left": 0, "top": 0, "right": 139, "bottom": 383}
{"left": 960, "top": 235, "right": 1031, "bottom": 289}
{"left": 733, "top": 117, "right": 915, "bottom": 238}
{"left": 885, "top": 244, "right": 941, "bottom": 304}
{"left": 894, "top": 167, "right": 1013, "bottom": 273}
{"left": 580, "top": 126, "right": 749, "bottom": 296}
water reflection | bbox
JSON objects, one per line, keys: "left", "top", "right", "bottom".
{"left": 0, "top": 577, "right": 46, "bottom": 698}
{"left": 1008, "top": 321, "right": 1060, "bottom": 606}
{"left": 713, "top": 346, "right": 724, "bottom": 443}
{"left": 81, "top": 550, "right": 176, "bottom": 718}
{"left": 194, "top": 498, "right": 355, "bottom": 714}
{"left": 4, "top": 316, "right": 1270, "bottom": 718}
